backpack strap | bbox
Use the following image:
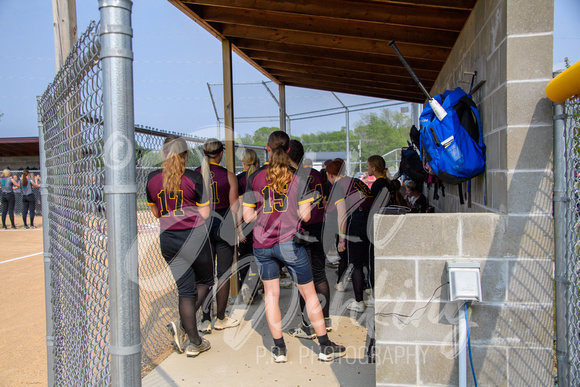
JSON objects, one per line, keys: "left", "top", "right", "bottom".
{"left": 458, "top": 183, "right": 465, "bottom": 205}
{"left": 467, "top": 180, "right": 472, "bottom": 208}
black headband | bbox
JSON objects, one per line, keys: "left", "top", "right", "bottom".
{"left": 203, "top": 142, "right": 224, "bottom": 156}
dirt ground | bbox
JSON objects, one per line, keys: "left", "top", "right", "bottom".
{"left": 0, "top": 218, "right": 47, "bottom": 386}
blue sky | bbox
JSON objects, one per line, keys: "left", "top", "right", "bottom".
{"left": 0, "top": 0, "right": 578, "bottom": 140}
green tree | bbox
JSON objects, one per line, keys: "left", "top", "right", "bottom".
{"left": 354, "top": 108, "right": 411, "bottom": 160}
{"left": 252, "top": 126, "right": 279, "bottom": 146}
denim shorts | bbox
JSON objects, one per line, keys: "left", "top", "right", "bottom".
{"left": 253, "top": 241, "right": 314, "bottom": 285}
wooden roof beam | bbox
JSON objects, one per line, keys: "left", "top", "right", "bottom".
{"left": 181, "top": 0, "right": 470, "bottom": 31}
{"left": 198, "top": 6, "right": 459, "bottom": 48}
{"left": 218, "top": 24, "right": 451, "bottom": 61}
{"left": 361, "top": 0, "right": 476, "bottom": 10}
{"left": 263, "top": 66, "right": 431, "bottom": 95}
{"left": 245, "top": 49, "right": 440, "bottom": 82}
{"left": 280, "top": 79, "right": 426, "bottom": 103}
{"left": 233, "top": 39, "right": 444, "bottom": 71}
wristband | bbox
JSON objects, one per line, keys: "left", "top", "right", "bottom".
{"left": 338, "top": 231, "right": 346, "bottom": 235}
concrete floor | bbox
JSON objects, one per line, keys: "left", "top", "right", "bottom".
{"left": 143, "top": 261, "right": 376, "bottom": 386}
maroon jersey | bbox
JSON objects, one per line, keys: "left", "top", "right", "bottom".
{"left": 243, "top": 165, "right": 312, "bottom": 249}
{"left": 195, "top": 162, "right": 230, "bottom": 211}
{"left": 297, "top": 167, "right": 326, "bottom": 226}
{"left": 146, "top": 169, "right": 209, "bottom": 231}
{"left": 327, "top": 176, "right": 373, "bottom": 215}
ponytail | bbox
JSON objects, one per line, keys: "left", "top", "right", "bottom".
{"left": 200, "top": 138, "right": 223, "bottom": 198}
{"left": 22, "top": 169, "right": 29, "bottom": 187}
{"left": 162, "top": 137, "right": 188, "bottom": 193}
{"left": 266, "top": 131, "right": 293, "bottom": 194}
{"left": 242, "top": 149, "right": 259, "bottom": 177}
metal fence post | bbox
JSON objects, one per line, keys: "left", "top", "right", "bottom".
{"left": 99, "top": 1, "right": 141, "bottom": 385}
{"left": 553, "top": 83, "right": 569, "bottom": 386}
{"left": 37, "top": 96, "right": 55, "bottom": 387}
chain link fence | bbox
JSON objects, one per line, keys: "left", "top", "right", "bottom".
{"left": 38, "top": 19, "right": 268, "bottom": 384}
{"left": 563, "top": 95, "right": 580, "bottom": 386}
{"left": 38, "top": 21, "right": 109, "bottom": 386}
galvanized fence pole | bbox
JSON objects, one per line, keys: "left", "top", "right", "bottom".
{"left": 37, "top": 96, "right": 55, "bottom": 387}
{"left": 553, "top": 94, "right": 569, "bottom": 387}
{"left": 99, "top": 1, "right": 141, "bottom": 385}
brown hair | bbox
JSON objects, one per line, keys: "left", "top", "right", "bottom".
{"left": 162, "top": 137, "right": 188, "bottom": 193}
{"left": 326, "top": 160, "right": 345, "bottom": 177}
{"left": 266, "top": 131, "right": 293, "bottom": 194}
{"left": 22, "top": 169, "right": 29, "bottom": 187}
{"left": 367, "top": 155, "right": 386, "bottom": 177}
{"left": 201, "top": 138, "right": 223, "bottom": 193}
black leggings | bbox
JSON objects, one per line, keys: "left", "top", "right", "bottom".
{"left": 202, "top": 209, "right": 235, "bottom": 321}
{"left": 341, "top": 211, "right": 372, "bottom": 303}
{"left": 22, "top": 194, "right": 36, "bottom": 226}
{"left": 300, "top": 222, "right": 331, "bottom": 320}
{"left": 1, "top": 192, "right": 15, "bottom": 227}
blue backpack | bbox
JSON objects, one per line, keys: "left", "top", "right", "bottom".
{"left": 419, "top": 87, "right": 486, "bottom": 185}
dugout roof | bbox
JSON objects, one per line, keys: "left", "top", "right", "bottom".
{"left": 0, "top": 137, "right": 39, "bottom": 157}
{"left": 169, "top": 0, "right": 477, "bottom": 103}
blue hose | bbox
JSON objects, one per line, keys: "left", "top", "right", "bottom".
{"left": 465, "top": 302, "right": 478, "bottom": 387}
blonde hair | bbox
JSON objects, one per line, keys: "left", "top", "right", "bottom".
{"left": 242, "top": 149, "right": 259, "bottom": 177}
{"left": 266, "top": 131, "right": 293, "bottom": 194}
{"left": 2, "top": 169, "right": 10, "bottom": 178}
{"left": 367, "top": 155, "right": 386, "bottom": 177}
{"left": 162, "top": 137, "right": 188, "bottom": 193}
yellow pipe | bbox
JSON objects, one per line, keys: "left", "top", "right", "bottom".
{"left": 546, "top": 60, "right": 580, "bottom": 103}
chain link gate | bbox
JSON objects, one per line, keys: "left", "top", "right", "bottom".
{"left": 38, "top": 17, "right": 268, "bottom": 384}
{"left": 563, "top": 96, "right": 580, "bottom": 386}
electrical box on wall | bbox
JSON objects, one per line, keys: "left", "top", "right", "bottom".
{"left": 447, "top": 262, "right": 482, "bottom": 302}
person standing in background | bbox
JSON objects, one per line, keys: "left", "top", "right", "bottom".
{"left": 196, "top": 139, "right": 241, "bottom": 333}
{"left": 243, "top": 131, "right": 345, "bottom": 363}
{"left": 236, "top": 149, "right": 260, "bottom": 302}
{"left": 147, "top": 137, "right": 213, "bottom": 358}
{"left": 287, "top": 140, "right": 333, "bottom": 339}
{"left": 1, "top": 169, "right": 20, "bottom": 229}
{"left": 20, "top": 169, "right": 41, "bottom": 229}
{"left": 326, "top": 160, "right": 373, "bottom": 313}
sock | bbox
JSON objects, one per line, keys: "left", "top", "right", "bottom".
{"left": 317, "top": 334, "right": 331, "bottom": 346}
{"left": 273, "top": 337, "right": 286, "bottom": 348}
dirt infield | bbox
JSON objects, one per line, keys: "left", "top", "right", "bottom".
{"left": 0, "top": 219, "right": 47, "bottom": 386}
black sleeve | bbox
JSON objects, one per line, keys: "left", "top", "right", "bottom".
{"left": 296, "top": 173, "right": 313, "bottom": 205}
{"left": 242, "top": 170, "right": 258, "bottom": 208}
{"left": 146, "top": 169, "right": 161, "bottom": 204}
{"left": 236, "top": 172, "right": 245, "bottom": 198}
{"left": 186, "top": 169, "right": 209, "bottom": 206}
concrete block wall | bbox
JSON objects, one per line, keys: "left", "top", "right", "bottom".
{"left": 426, "top": 0, "right": 553, "bottom": 215}
{"left": 373, "top": 0, "right": 555, "bottom": 385}
{"left": 374, "top": 213, "right": 553, "bottom": 386}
